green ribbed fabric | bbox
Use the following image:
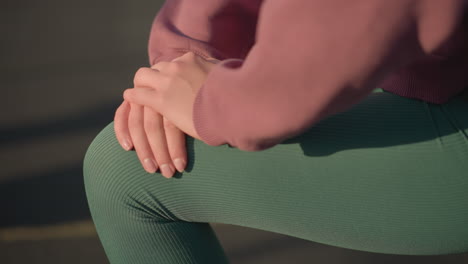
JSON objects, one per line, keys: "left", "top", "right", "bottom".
{"left": 83, "top": 89, "right": 468, "bottom": 263}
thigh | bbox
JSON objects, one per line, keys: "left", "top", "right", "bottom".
{"left": 84, "top": 90, "right": 468, "bottom": 256}
{"left": 187, "top": 91, "right": 468, "bottom": 255}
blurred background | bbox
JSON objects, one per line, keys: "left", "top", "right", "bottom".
{"left": 1, "top": 0, "right": 467, "bottom": 263}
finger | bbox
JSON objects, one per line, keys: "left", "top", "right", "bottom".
{"left": 205, "top": 57, "right": 221, "bottom": 63}
{"left": 124, "top": 88, "right": 160, "bottom": 109}
{"left": 151, "top": 61, "right": 170, "bottom": 71}
{"left": 144, "top": 107, "right": 176, "bottom": 178}
{"left": 163, "top": 117, "right": 187, "bottom": 173}
{"left": 128, "top": 103, "right": 158, "bottom": 174}
{"left": 133, "top": 67, "right": 164, "bottom": 88}
{"left": 114, "top": 100, "right": 133, "bottom": 151}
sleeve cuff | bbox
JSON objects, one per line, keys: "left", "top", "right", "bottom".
{"left": 192, "top": 58, "right": 245, "bottom": 147}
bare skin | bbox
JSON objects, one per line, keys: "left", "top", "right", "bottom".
{"left": 115, "top": 52, "right": 220, "bottom": 178}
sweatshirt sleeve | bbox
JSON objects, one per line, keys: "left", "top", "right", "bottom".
{"left": 193, "top": 0, "right": 467, "bottom": 151}
{"left": 148, "top": 0, "right": 261, "bottom": 65}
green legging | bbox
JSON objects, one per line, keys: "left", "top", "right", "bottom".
{"left": 83, "top": 89, "right": 468, "bottom": 263}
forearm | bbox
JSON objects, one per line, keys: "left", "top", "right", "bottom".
{"left": 193, "top": 0, "right": 466, "bottom": 151}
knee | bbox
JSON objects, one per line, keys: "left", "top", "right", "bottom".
{"left": 83, "top": 122, "right": 176, "bottom": 221}
{"left": 83, "top": 122, "right": 137, "bottom": 210}
{"left": 83, "top": 123, "right": 119, "bottom": 204}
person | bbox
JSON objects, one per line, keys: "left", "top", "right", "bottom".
{"left": 83, "top": 0, "right": 468, "bottom": 263}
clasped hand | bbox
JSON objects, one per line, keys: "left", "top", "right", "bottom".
{"left": 114, "top": 51, "right": 219, "bottom": 178}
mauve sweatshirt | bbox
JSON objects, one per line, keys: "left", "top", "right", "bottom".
{"left": 148, "top": 0, "right": 468, "bottom": 151}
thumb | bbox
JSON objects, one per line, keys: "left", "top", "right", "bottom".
{"left": 123, "top": 88, "right": 158, "bottom": 108}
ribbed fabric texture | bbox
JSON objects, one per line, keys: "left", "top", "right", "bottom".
{"left": 380, "top": 52, "right": 468, "bottom": 104}
{"left": 84, "top": 90, "right": 468, "bottom": 263}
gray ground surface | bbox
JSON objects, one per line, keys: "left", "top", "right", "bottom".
{"left": 1, "top": 0, "right": 467, "bottom": 263}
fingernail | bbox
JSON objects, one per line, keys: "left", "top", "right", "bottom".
{"left": 160, "top": 164, "right": 175, "bottom": 178}
{"left": 143, "top": 158, "right": 157, "bottom": 173}
{"left": 122, "top": 139, "right": 132, "bottom": 151}
{"left": 173, "top": 158, "right": 186, "bottom": 172}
